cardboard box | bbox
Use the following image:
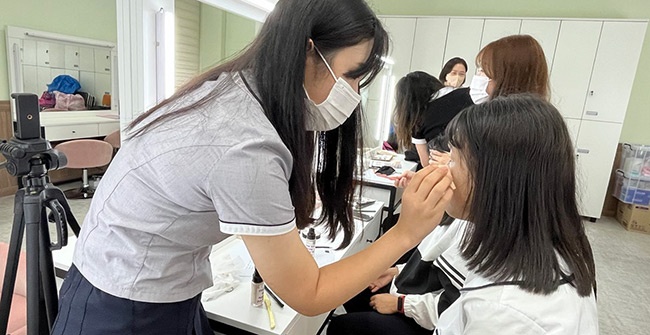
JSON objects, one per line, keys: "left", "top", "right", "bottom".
{"left": 616, "top": 201, "right": 650, "bottom": 234}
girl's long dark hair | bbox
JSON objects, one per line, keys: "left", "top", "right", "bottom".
{"left": 446, "top": 94, "right": 597, "bottom": 297}
{"left": 126, "top": 0, "right": 388, "bottom": 248}
{"left": 392, "top": 71, "right": 443, "bottom": 149}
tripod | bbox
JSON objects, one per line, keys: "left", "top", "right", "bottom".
{"left": 0, "top": 93, "right": 80, "bottom": 335}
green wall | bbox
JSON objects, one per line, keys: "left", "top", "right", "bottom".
{"left": 199, "top": 4, "right": 257, "bottom": 71}
{"left": 368, "top": 0, "right": 650, "bottom": 144}
{"left": 0, "top": 0, "right": 117, "bottom": 100}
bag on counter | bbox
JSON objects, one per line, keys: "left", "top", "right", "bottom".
{"left": 53, "top": 91, "right": 86, "bottom": 111}
{"left": 38, "top": 91, "right": 56, "bottom": 108}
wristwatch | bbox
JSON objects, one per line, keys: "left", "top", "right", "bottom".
{"left": 397, "top": 295, "right": 405, "bottom": 314}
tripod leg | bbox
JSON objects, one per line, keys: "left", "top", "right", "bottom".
{"left": 24, "top": 193, "right": 42, "bottom": 335}
{"left": 39, "top": 209, "right": 59, "bottom": 331}
{"left": 0, "top": 189, "right": 26, "bottom": 335}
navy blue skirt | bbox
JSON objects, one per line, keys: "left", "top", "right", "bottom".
{"left": 51, "top": 264, "right": 213, "bottom": 335}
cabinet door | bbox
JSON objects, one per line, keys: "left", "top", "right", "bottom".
{"left": 36, "top": 42, "right": 64, "bottom": 68}
{"left": 36, "top": 41, "right": 51, "bottom": 67}
{"left": 94, "top": 49, "right": 111, "bottom": 73}
{"left": 443, "top": 18, "right": 484, "bottom": 85}
{"left": 410, "top": 17, "right": 449, "bottom": 75}
{"left": 584, "top": 21, "right": 647, "bottom": 123}
{"left": 65, "top": 46, "right": 80, "bottom": 70}
{"left": 22, "top": 65, "right": 39, "bottom": 94}
{"left": 520, "top": 20, "right": 560, "bottom": 68}
{"left": 574, "top": 120, "right": 623, "bottom": 219}
{"left": 22, "top": 40, "right": 37, "bottom": 66}
{"left": 94, "top": 73, "right": 111, "bottom": 101}
{"left": 79, "top": 71, "right": 95, "bottom": 97}
{"left": 51, "top": 68, "right": 67, "bottom": 81}
{"left": 480, "top": 19, "right": 521, "bottom": 49}
{"left": 563, "top": 117, "right": 581, "bottom": 147}
{"left": 79, "top": 47, "right": 95, "bottom": 72}
{"left": 37, "top": 66, "right": 52, "bottom": 93}
{"left": 550, "top": 21, "right": 602, "bottom": 119}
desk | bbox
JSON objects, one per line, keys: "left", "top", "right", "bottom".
{"left": 51, "top": 201, "right": 383, "bottom": 335}
{"left": 39, "top": 110, "right": 119, "bottom": 141}
{"left": 358, "top": 153, "right": 418, "bottom": 232}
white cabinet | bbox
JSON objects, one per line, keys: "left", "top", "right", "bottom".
{"left": 79, "top": 72, "right": 95, "bottom": 97}
{"left": 583, "top": 22, "right": 647, "bottom": 123}
{"left": 564, "top": 117, "right": 581, "bottom": 147}
{"left": 22, "top": 40, "right": 37, "bottom": 66}
{"left": 382, "top": 18, "right": 417, "bottom": 80}
{"left": 94, "top": 48, "right": 111, "bottom": 73}
{"left": 36, "top": 41, "right": 65, "bottom": 68}
{"left": 550, "top": 21, "right": 602, "bottom": 119}
{"left": 79, "top": 47, "right": 95, "bottom": 72}
{"left": 22, "top": 65, "right": 38, "bottom": 94}
{"left": 94, "top": 73, "right": 112, "bottom": 100}
{"left": 519, "top": 20, "right": 560, "bottom": 68}
{"left": 480, "top": 19, "right": 522, "bottom": 48}
{"left": 443, "top": 19, "right": 484, "bottom": 81}
{"left": 64, "top": 46, "right": 80, "bottom": 70}
{"left": 410, "top": 17, "right": 449, "bottom": 75}
{"left": 575, "top": 121, "right": 623, "bottom": 218}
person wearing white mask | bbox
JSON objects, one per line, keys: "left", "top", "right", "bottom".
{"left": 429, "top": 34, "right": 549, "bottom": 166}
{"left": 51, "top": 1, "right": 455, "bottom": 334}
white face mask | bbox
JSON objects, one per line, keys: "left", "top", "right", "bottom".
{"left": 469, "top": 73, "right": 490, "bottom": 104}
{"left": 445, "top": 73, "right": 464, "bottom": 88}
{"left": 305, "top": 47, "right": 361, "bottom": 131}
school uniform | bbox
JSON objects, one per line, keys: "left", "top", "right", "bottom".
{"left": 434, "top": 262, "right": 599, "bottom": 335}
{"left": 411, "top": 88, "right": 474, "bottom": 149}
{"left": 52, "top": 72, "right": 296, "bottom": 334}
{"left": 327, "top": 220, "right": 469, "bottom": 334}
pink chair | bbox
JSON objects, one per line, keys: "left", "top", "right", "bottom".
{"left": 103, "top": 130, "right": 121, "bottom": 150}
{"left": 0, "top": 243, "right": 27, "bottom": 335}
{"left": 55, "top": 139, "right": 113, "bottom": 199}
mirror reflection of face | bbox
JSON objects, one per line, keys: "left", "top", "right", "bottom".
{"left": 446, "top": 146, "right": 471, "bottom": 219}
{"left": 304, "top": 39, "right": 374, "bottom": 104}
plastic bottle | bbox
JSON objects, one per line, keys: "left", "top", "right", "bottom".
{"left": 251, "top": 269, "right": 264, "bottom": 307}
{"left": 102, "top": 92, "right": 111, "bottom": 107}
{"left": 306, "top": 227, "right": 316, "bottom": 255}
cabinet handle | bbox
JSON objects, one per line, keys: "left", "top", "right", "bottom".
{"left": 72, "top": 130, "right": 76, "bottom": 134}
{"left": 585, "top": 111, "right": 598, "bottom": 116}
{"left": 105, "top": 68, "right": 110, "bottom": 72}
{"left": 74, "top": 65, "right": 79, "bottom": 68}
{"left": 577, "top": 148, "right": 590, "bottom": 154}
{"left": 589, "top": 90, "right": 594, "bottom": 96}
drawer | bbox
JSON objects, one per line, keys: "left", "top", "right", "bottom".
{"left": 45, "top": 124, "right": 99, "bottom": 141}
{"left": 98, "top": 122, "right": 120, "bottom": 136}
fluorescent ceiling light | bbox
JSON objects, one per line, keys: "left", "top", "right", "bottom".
{"left": 199, "top": 0, "right": 277, "bottom": 22}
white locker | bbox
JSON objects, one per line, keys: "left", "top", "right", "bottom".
{"left": 36, "top": 66, "right": 52, "bottom": 93}
{"left": 382, "top": 18, "right": 417, "bottom": 80}
{"left": 36, "top": 42, "right": 65, "bottom": 68}
{"left": 65, "top": 46, "right": 80, "bottom": 70}
{"left": 79, "top": 47, "right": 95, "bottom": 72}
{"left": 574, "top": 120, "right": 623, "bottom": 219}
{"left": 79, "top": 71, "right": 95, "bottom": 97}
{"left": 50, "top": 68, "right": 67, "bottom": 81}
{"left": 550, "top": 21, "right": 602, "bottom": 119}
{"left": 443, "top": 18, "right": 484, "bottom": 84}
{"left": 409, "top": 17, "right": 449, "bottom": 75}
{"left": 94, "top": 73, "right": 112, "bottom": 101}
{"left": 22, "top": 40, "right": 37, "bottom": 66}
{"left": 22, "top": 65, "right": 38, "bottom": 94}
{"left": 94, "top": 48, "right": 112, "bottom": 73}
{"left": 583, "top": 22, "right": 647, "bottom": 123}
{"left": 519, "top": 20, "right": 560, "bottom": 68}
{"left": 480, "top": 19, "right": 522, "bottom": 49}
{"left": 563, "top": 117, "right": 581, "bottom": 147}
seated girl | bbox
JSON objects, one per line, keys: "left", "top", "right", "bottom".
{"left": 435, "top": 94, "right": 598, "bottom": 334}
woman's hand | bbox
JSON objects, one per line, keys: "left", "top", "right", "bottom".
{"left": 369, "top": 294, "right": 399, "bottom": 314}
{"left": 369, "top": 267, "right": 399, "bottom": 292}
{"left": 394, "top": 164, "right": 454, "bottom": 246}
{"left": 429, "top": 150, "right": 451, "bottom": 166}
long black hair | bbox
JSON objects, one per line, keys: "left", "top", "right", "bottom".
{"left": 446, "top": 94, "right": 596, "bottom": 296}
{"left": 126, "top": 0, "right": 388, "bottom": 248}
{"left": 392, "top": 71, "right": 443, "bottom": 149}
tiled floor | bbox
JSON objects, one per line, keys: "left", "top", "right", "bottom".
{"left": 1, "top": 186, "right": 649, "bottom": 334}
